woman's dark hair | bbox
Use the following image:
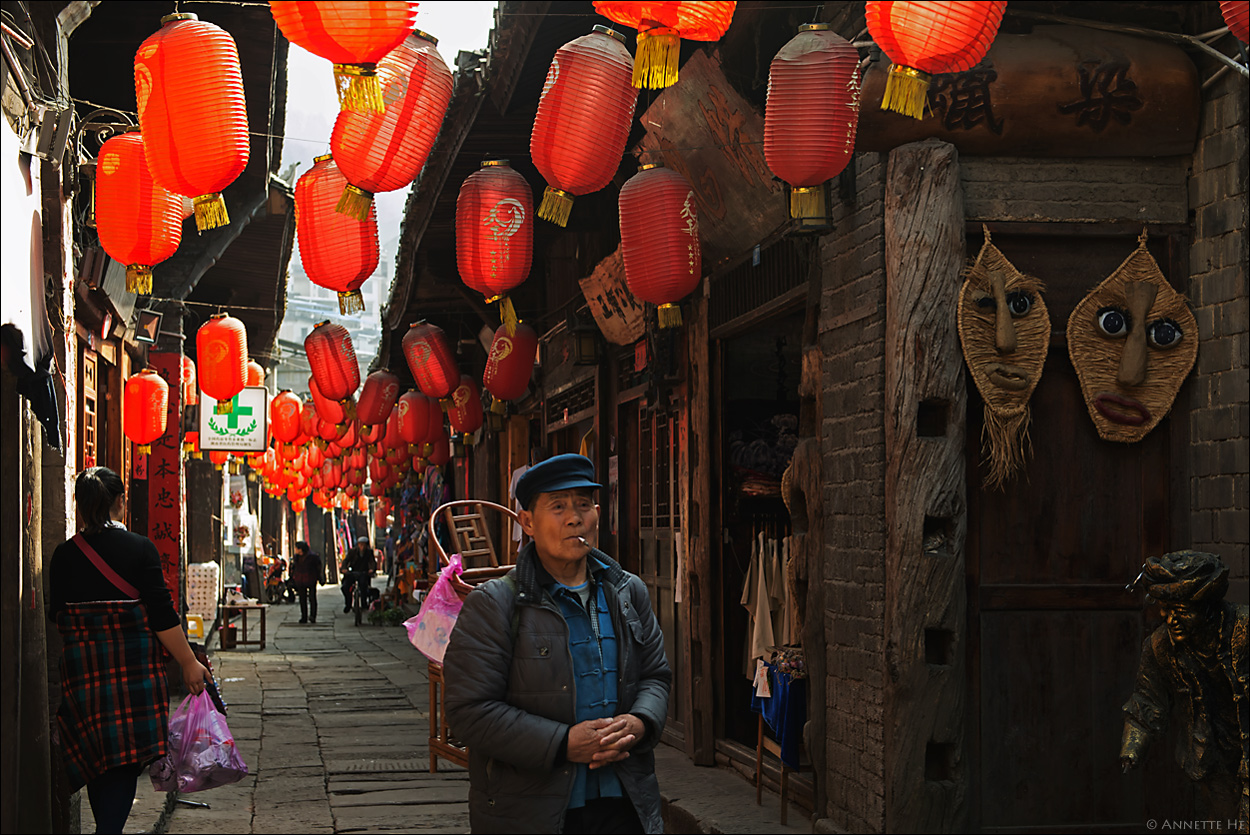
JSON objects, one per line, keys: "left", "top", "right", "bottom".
{"left": 76, "top": 466, "right": 125, "bottom": 533}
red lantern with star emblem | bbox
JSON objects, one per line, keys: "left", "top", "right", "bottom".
{"left": 456, "top": 160, "right": 532, "bottom": 330}
{"left": 123, "top": 368, "right": 169, "bottom": 454}
{"left": 197, "top": 313, "right": 248, "bottom": 413}
{"left": 135, "top": 13, "right": 249, "bottom": 231}
{"left": 865, "top": 1, "right": 1006, "bottom": 119}
{"left": 296, "top": 156, "right": 380, "bottom": 314}
{"left": 94, "top": 132, "right": 182, "bottom": 294}
{"left": 331, "top": 30, "right": 454, "bottom": 219}
{"left": 618, "top": 163, "right": 701, "bottom": 327}
{"left": 401, "top": 321, "right": 458, "bottom": 399}
{"left": 531, "top": 27, "right": 637, "bottom": 227}
{"left": 593, "top": 0, "right": 736, "bottom": 89}
{"left": 482, "top": 322, "right": 538, "bottom": 402}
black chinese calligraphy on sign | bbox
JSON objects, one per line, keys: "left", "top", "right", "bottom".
{"left": 929, "top": 68, "right": 1004, "bottom": 135}
{"left": 1057, "top": 61, "right": 1143, "bottom": 131}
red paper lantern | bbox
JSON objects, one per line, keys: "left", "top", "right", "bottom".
{"left": 300, "top": 401, "right": 320, "bottom": 442}
{"left": 531, "top": 27, "right": 637, "bottom": 227}
{"left": 197, "top": 313, "right": 249, "bottom": 413}
{"left": 181, "top": 356, "right": 198, "bottom": 407}
{"left": 309, "top": 375, "right": 348, "bottom": 426}
{"left": 448, "top": 375, "right": 483, "bottom": 436}
{"left": 183, "top": 429, "right": 200, "bottom": 457}
{"left": 135, "top": 13, "right": 249, "bottom": 231}
{"left": 1222, "top": 1, "right": 1250, "bottom": 43}
{"left": 246, "top": 359, "right": 265, "bottom": 387}
{"left": 305, "top": 321, "right": 361, "bottom": 403}
{"left": 358, "top": 369, "right": 400, "bottom": 426}
{"left": 295, "top": 155, "right": 380, "bottom": 314}
{"left": 94, "top": 133, "right": 182, "bottom": 294}
{"left": 427, "top": 423, "right": 450, "bottom": 466}
{"left": 269, "top": 1, "right": 419, "bottom": 112}
{"left": 209, "top": 450, "right": 230, "bottom": 470}
{"left": 123, "top": 368, "right": 169, "bottom": 454}
{"left": 331, "top": 30, "right": 453, "bottom": 220}
{"left": 396, "top": 391, "right": 437, "bottom": 452}
{"left": 271, "top": 391, "right": 303, "bottom": 443}
{"left": 360, "top": 421, "right": 385, "bottom": 448}
{"left": 618, "top": 163, "right": 701, "bottom": 327}
{"left": 292, "top": 498, "right": 306, "bottom": 513}
{"left": 455, "top": 160, "right": 532, "bottom": 330}
{"left": 593, "top": 1, "right": 736, "bottom": 89}
{"left": 765, "top": 24, "right": 860, "bottom": 220}
{"left": 401, "top": 321, "right": 458, "bottom": 399}
{"left": 483, "top": 322, "right": 538, "bottom": 403}
{"left": 322, "top": 458, "right": 343, "bottom": 489}
{"left": 866, "top": 1, "right": 1006, "bottom": 119}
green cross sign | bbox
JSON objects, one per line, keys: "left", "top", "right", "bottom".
{"left": 224, "top": 398, "right": 253, "bottom": 429}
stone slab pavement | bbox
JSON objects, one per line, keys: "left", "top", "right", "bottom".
{"left": 118, "top": 581, "right": 809, "bottom": 834}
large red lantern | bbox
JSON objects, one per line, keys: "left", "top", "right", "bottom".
{"left": 123, "top": 368, "right": 169, "bottom": 454}
{"left": 197, "top": 313, "right": 248, "bottom": 413}
{"left": 483, "top": 322, "right": 538, "bottom": 402}
{"left": 269, "top": 1, "right": 419, "bottom": 112}
{"left": 1222, "top": 1, "right": 1250, "bottom": 43}
{"left": 331, "top": 30, "right": 453, "bottom": 220}
{"left": 396, "top": 391, "right": 437, "bottom": 452}
{"left": 181, "top": 356, "right": 198, "bottom": 407}
{"left": 593, "top": 1, "right": 736, "bottom": 89}
{"left": 448, "top": 375, "right": 483, "bottom": 436}
{"left": 401, "top": 321, "right": 458, "bottom": 399}
{"left": 135, "top": 13, "right": 249, "bottom": 231}
{"left": 455, "top": 160, "right": 532, "bottom": 331}
{"left": 765, "top": 23, "right": 860, "bottom": 220}
{"left": 271, "top": 391, "right": 303, "bottom": 443}
{"left": 94, "top": 133, "right": 182, "bottom": 294}
{"left": 305, "top": 321, "right": 361, "bottom": 404}
{"left": 295, "top": 155, "right": 380, "bottom": 314}
{"left": 866, "top": 1, "right": 1006, "bottom": 119}
{"left": 358, "top": 369, "right": 400, "bottom": 427}
{"left": 531, "top": 27, "right": 636, "bottom": 227}
{"left": 618, "top": 163, "right": 701, "bottom": 327}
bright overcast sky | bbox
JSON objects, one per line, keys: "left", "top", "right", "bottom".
{"left": 282, "top": 2, "right": 498, "bottom": 264}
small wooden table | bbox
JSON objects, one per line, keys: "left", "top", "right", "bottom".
{"left": 221, "top": 603, "right": 268, "bottom": 650}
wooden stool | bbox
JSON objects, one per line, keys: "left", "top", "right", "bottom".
{"left": 755, "top": 714, "right": 807, "bottom": 826}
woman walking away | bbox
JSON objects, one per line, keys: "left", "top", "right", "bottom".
{"left": 49, "top": 467, "right": 209, "bottom": 834}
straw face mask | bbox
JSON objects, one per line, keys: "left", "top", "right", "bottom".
{"left": 958, "top": 236, "right": 1050, "bottom": 489}
{"left": 1066, "top": 235, "right": 1197, "bottom": 443}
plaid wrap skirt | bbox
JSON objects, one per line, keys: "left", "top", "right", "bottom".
{"left": 56, "top": 601, "right": 169, "bottom": 790}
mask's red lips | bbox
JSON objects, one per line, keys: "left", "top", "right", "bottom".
{"left": 1094, "top": 391, "right": 1151, "bottom": 426}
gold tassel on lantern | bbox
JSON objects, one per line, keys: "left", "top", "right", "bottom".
{"left": 338, "top": 290, "right": 365, "bottom": 315}
{"left": 490, "top": 398, "right": 507, "bottom": 415}
{"left": 881, "top": 64, "right": 931, "bottom": 120}
{"left": 633, "top": 27, "right": 681, "bottom": 89}
{"left": 790, "top": 186, "right": 826, "bottom": 221}
{"left": 657, "top": 303, "right": 683, "bottom": 328}
{"left": 499, "top": 296, "right": 519, "bottom": 337}
{"left": 336, "top": 184, "right": 374, "bottom": 221}
{"left": 334, "top": 64, "right": 385, "bottom": 113}
{"left": 137, "top": 443, "right": 151, "bottom": 455}
{"left": 538, "top": 187, "right": 575, "bottom": 227}
{"left": 193, "top": 193, "right": 230, "bottom": 231}
{"left": 126, "top": 265, "right": 154, "bottom": 295}
{"left": 215, "top": 397, "right": 234, "bottom": 415}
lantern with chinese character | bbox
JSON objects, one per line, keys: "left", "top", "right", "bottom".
{"left": 618, "top": 163, "right": 701, "bottom": 327}
{"left": 358, "top": 369, "right": 400, "bottom": 427}
{"left": 765, "top": 23, "right": 860, "bottom": 220}
{"left": 482, "top": 322, "right": 538, "bottom": 403}
{"left": 865, "top": 1, "right": 1006, "bottom": 119}
{"left": 305, "top": 321, "right": 361, "bottom": 405}
{"left": 531, "top": 27, "right": 637, "bottom": 227}
{"left": 271, "top": 391, "right": 303, "bottom": 444}
{"left": 123, "top": 368, "right": 169, "bottom": 454}
{"left": 135, "top": 13, "right": 249, "bottom": 231}
{"left": 1222, "top": 1, "right": 1250, "bottom": 43}
{"left": 295, "top": 155, "right": 380, "bottom": 314}
{"left": 448, "top": 375, "right": 483, "bottom": 436}
{"left": 396, "top": 391, "right": 437, "bottom": 453}
{"left": 401, "top": 321, "right": 458, "bottom": 399}
{"left": 331, "top": 30, "right": 454, "bottom": 219}
{"left": 299, "top": 400, "right": 319, "bottom": 443}
{"left": 196, "top": 313, "right": 248, "bottom": 413}
{"left": 456, "top": 161, "right": 532, "bottom": 332}
{"left": 593, "top": 0, "right": 736, "bottom": 89}
{"left": 94, "top": 133, "right": 182, "bottom": 294}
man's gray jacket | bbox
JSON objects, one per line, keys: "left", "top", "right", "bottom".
{"left": 443, "top": 543, "right": 672, "bottom": 833}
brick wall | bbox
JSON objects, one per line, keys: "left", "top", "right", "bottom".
{"left": 1186, "top": 68, "right": 1249, "bottom": 601}
{"left": 815, "top": 152, "right": 888, "bottom": 833}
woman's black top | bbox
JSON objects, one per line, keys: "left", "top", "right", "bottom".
{"left": 49, "top": 528, "right": 180, "bottom": 631}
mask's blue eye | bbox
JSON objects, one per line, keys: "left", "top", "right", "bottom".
{"left": 1097, "top": 307, "right": 1130, "bottom": 337}
{"left": 1006, "top": 292, "right": 1032, "bottom": 318}
{"left": 1147, "top": 319, "right": 1182, "bottom": 349}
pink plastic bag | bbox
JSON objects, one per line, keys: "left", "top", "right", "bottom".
{"left": 150, "top": 690, "right": 248, "bottom": 793}
{"left": 405, "top": 553, "right": 464, "bottom": 663}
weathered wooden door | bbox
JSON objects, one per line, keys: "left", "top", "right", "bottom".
{"left": 966, "top": 227, "right": 1194, "bottom": 832}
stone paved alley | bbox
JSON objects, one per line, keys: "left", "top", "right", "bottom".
{"left": 118, "top": 581, "right": 807, "bottom": 835}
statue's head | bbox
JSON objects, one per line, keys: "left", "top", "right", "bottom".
{"left": 1134, "top": 550, "right": 1228, "bottom": 646}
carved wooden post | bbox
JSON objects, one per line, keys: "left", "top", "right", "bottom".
{"left": 883, "top": 139, "right": 968, "bottom": 832}
{"left": 686, "top": 286, "right": 715, "bottom": 765}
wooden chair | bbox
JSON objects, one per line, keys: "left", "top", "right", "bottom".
{"left": 425, "top": 500, "right": 518, "bottom": 772}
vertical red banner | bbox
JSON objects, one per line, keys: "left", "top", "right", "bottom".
{"left": 149, "top": 352, "right": 184, "bottom": 614}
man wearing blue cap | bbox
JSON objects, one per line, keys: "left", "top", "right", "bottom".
{"left": 444, "top": 453, "right": 671, "bottom": 834}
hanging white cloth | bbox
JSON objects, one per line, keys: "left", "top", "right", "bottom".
{"left": 749, "top": 531, "right": 776, "bottom": 665}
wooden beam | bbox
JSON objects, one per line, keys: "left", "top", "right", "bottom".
{"left": 686, "top": 286, "right": 715, "bottom": 765}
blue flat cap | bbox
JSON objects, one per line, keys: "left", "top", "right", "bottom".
{"left": 515, "top": 453, "right": 601, "bottom": 510}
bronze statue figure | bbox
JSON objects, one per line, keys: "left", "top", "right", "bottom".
{"left": 1121, "top": 551, "right": 1248, "bottom": 828}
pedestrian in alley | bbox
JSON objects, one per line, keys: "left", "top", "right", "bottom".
{"left": 49, "top": 466, "right": 210, "bottom": 834}
{"left": 341, "top": 536, "right": 378, "bottom": 613}
{"left": 444, "top": 453, "right": 671, "bottom": 834}
{"left": 291, "top": 539, "right": 322, "bottom": 623}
